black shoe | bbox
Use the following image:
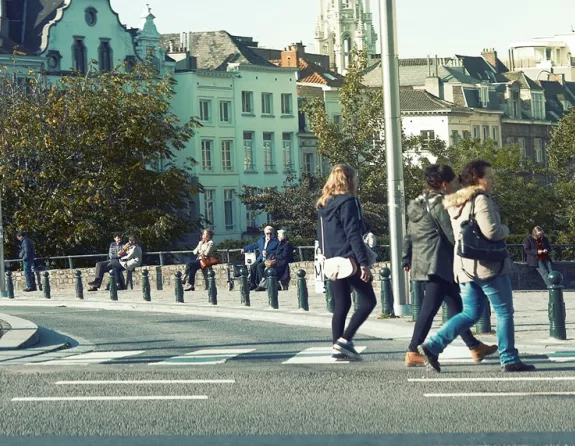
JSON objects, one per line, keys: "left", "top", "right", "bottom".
{"left": 184, "top": 285, "right": 195, "bottom": 292}
{"left": 249, "top": 284, "right": 257, "bottom": 291}
{"left": 88, "top": 280, "right": 100, "bottom": 287}
{"left": 88, "top": 286, "right": 99, "bottom": 292}
{"left": 23, "top": 287, "right": 37, "bottom": 292}
{"left": 502, "top": 361, "right": 536, "bottom": 372}
{"left": 255, "top": 286, "right": 266, "bottom": 292}
{"left": 418, "top": 344, "right": 441, "bottom": 373}
{"left": 333, "top": 338, "right": 362, "bottom": 361}
{"left": 331, "top": 348, "right": 348, "bottom": 361}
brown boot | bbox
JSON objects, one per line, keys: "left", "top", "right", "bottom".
{"left": 404, "top": 351, "right": 425, "bottom": 367}
{"left": 470, "top": 342, "right": 498, "bottom": 363}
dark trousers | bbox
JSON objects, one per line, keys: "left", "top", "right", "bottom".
{"left": 408, "top": 275, "right": 480, "bottom": 352}
{"left": 94, "top": 259, "right": 123, "bottom": 284}
{"left": 23, "top": 260, "right": 36, "bottom": 289}
{"left": 331, "top": 272, "right": 377, "bottom": 344}
{"left": 185, "top": 259, "right": 202, "bottom": 285}
{"left": 249, "top": 260, "right": 263, "bottom": 286}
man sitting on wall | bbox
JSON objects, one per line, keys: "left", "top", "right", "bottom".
{"left": 241, "top": 226, "right": 279, "bottom": 290}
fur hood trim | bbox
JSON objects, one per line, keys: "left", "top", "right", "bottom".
{"left": 443, "top": 185, "right": 485, "bottom": 209}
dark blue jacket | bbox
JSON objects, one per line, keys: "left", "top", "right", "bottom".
{"left": 18, "top": 236, "right": 35, "bottom": 261}
{"left": 243, "top": 236, "right": 279, "bottom": 262}
{"left": 317, "top": 194, "right": 369, "bottom": 267}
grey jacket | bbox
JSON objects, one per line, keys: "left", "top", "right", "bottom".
{"left": 444, "top": 185, "right": 511, "bottom": 283}
{"left": 119, "top": 245, "right": 143, "bottom": 271}
{"left": 402, "top": 191, "right": 455, "bottom": 283}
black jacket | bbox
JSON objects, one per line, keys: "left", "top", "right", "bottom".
{"left": 523, "top": 235, "right": 552, "bottom": 268}
{"left": 18, "top": 236, "right": 35, "bottom": 261}
{"left": 401, "top": 191, "right": 455, "bottom": 283}
{"left": 317, "top": 194, "right": 369, "bottom": 267}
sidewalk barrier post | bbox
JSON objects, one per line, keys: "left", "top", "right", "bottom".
{"left": 548, "top": 271, "right": 567, "bottom": 340}
{"left": 175, "top": 271, "right": 184, "bottom": 303}
{"left": 6, "top": 271, "right": 14, "bottom": 299}
{"left": 325, "top": 279, "right": 334, "bottom": 313}
{"left": 297, "top": 269, "right": 309, "bottom": 311}
{"left": 475, "top": 303, "right": 491, "bottom": 334}
{"left": 441, "top": 302, "right": 455, "bottom": 323}
{"left": 42, "top": 272, "right": 51, "bottom": 299}
{"left": 267, "top": 267, "right": 279, "bottom": 309}
{"left": 156, "top": 266, "right": 163, "bottom": 291}
{"left": 142, "top": 269, "right": 151, "bottom": 302}
{"left": 352, "top": 290, "right": 359, "bottom": 312}
{"left": 380, "top": 268, "right": 394, "bottom": 316}
{"left": 75, "top": 270, "right": 83, "bottom": 300}
{"left": 208, "top": 269, "right": 217, "bottom": 305}
{"left": 109, "top": 270, "right": 118, "bottom": 301}
{"left": 240, "top": 266, "right": 250, "bottom": 307}
{"left": 410, "top": 280, "right": 424, "bottom": 321}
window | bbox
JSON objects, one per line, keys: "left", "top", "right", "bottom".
{"left": 224, "top": 189, "right": 235, "bottom": 231}
{"left": 73, "top": 38, "right": 87, "bottom": 74}
{"left": 243, "top": 132, "right": 255, "bottom": 170}
{"left": 534, "top": 138, "right": 544, "bottom": 163}
{"left": 282, "top": 133, "right": 293, "bottom": 170}
{"left": 480, "top": 86, "right": 489, "bottom": 107}
{"left": 201, "top": 139, "right": 213, "bottom": 171}
{"left": 462, "top": 130, "right": 471, "bottom": 139}
{"left": 509, "top": 89, "right": 520, "bottom": 118}
{"left": 281, "top": 93, "right": 293, "bottom": 115}
{"left": 220, "top": 101, "right": 232, "bottom": 123}
{"left": 261, "top": 93, "right": 273, "bottom": 115}
{"left": 242, "top": 91, "right": 254, "bottom": 114}
{"left": 532, "top": 92, "right": 545, "bottom": 120}
{"left": 451, "top": 130, "right": 461, "bottom": 145}
{"left": 517, "top": 137, "right": 526, "bottom": 158}
{"left": 482, "top": 125, "right": 490, "bottom": 141}
{"left": 506, "top": 137, "right": 515, "bottom": 146}
{"left": 246, "top": 207, "right": 257, "bottom": 228}
{"left": 263, "top": 132, "right": 274, "bottom": 171}
{"left": 491, "top": 126, "right": 499, "bottom": 145}
{"left": 472, "top": 125, "right": 480, "bottom": 139}
{"left": 85, "top": 7, "right": 98, "bottom": 26}
{"left": 199, "top": 100, "right": 211, "bottom": 122}
{"left": 333, "top": 114, "right": 342, "bottom": 130}
{"left": 98, "top": 40, "right": 112, "bottom": 72}
{"left": 420, "top": 130, "right": 435, "bottom": 150}
{"left": 304, "top": 153, "right": 315, "bottom": 174}
{"left": 203, "top": 189, "right": 214, "bottom": 225}
{"left": 221, "top": 140, "right": 233, "bottom": 171}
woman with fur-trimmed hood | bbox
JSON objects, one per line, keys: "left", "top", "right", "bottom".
{"left": 417, "top": 159, "right": 535, "bottom": 373}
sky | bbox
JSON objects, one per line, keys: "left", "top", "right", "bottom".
{"left": 110, "top": 0, "right": 575, "bottom": 61}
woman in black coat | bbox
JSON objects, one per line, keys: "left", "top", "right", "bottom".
{"left": 271, "top": 229, "right": 293, "bottom": 286}
{"left": 523, "top": 226, "right": 553, "bottom": 287}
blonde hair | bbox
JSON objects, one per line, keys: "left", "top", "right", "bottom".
{"left": 317, "top": 164, "right": 357, "bottom": 207}
{"left": 532, "top": 226, "right": 543, "bottom": 237}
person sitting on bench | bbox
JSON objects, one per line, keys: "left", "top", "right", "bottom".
{"left": 183, "top": 228, "right": 215, "bottom": 291}
{"left": 88, "top": 235, "right": 142, "bottom": 291}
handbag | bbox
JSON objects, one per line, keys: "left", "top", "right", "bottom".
{"left": 456, "top": 194, "right": 509, "bottom": 262}
{"left": 264, "top": 258, "right": 278, "bottom": 267}
{"left": 320, "top": 216, "right": 357, "bottom": 280}
{"left": 200, "top": 256, "right": 218, "bottom": 269}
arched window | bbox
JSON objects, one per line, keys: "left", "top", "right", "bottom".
{"left": 343, "top": 35, "right": 352, "bottom": 68}
{"left": 73, "top": 38, "right": 87, "bottom": 74}
{"left": 98, "top": 40, "right": 112, "bottom": 72}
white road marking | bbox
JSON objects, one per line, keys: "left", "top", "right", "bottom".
{"left": 424, "top": 392, "right": 575, "bottom": 398}
{"left": 34, "top": 350, "right": 146, "bottom": 365}
{"left": 282, "top": 346, "right": 367, "bottom": 364}
{"left": 55, "top": 379, "right": 235, "bottom": 385}
{"left": 152, "top": 349, "right": 255, "bottom": 365}
{"left": 410, "top": 377, "right": 575, "bottom": 382}
{"left": 12, "top": 396, "right": 208, "bottom": 402}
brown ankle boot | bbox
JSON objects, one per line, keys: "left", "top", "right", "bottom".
{"left": 404, "top": 351, "right": 425, "bottom": 367}
{"left": 470, "top": 342, "right": 498, "bottom": 363}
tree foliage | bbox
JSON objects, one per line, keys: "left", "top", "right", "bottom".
{"left": 0, "top": 63, "right": 201, "bottom": 257}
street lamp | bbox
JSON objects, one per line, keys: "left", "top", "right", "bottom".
{"left": 379, "top": 0, "right": 409, "bottom": 315}
{"left": 0, "top": 188, "right": 6, "bottom": 297}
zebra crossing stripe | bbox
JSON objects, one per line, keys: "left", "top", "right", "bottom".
{"left": 33, "top": 351, "right": 146, "bottom": 365}
{"left": 282, "top": 346, "right": 367, "bottom": 364}
{"left": 547, "top": 351, "right": 575, "bottom": 362}
{"left": 152, "top": 349, "right": 255, "bottom": 365}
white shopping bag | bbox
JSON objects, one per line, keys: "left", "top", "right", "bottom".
{"left": 244, "top": 252, "right": 257, "bottom": 266}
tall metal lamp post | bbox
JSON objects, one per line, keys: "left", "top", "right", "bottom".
{"left": 0, "top": 188, "right": 6, "bottom": 297}
{"left": 379, "top": 0, "right": 410, "bottom": 315}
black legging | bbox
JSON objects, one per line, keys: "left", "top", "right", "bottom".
{"left": 407, "top": 275, "right": 480, "bottom": 352}
{"left": 331, "top": 271, "right": 377, "bottom": 344}
{"left": 185, "top": 259, "right": 202, "bottom": 286}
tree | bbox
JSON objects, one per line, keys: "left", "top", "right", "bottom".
{"left": 0, "top": 63, "right": 201, "bottom": 257}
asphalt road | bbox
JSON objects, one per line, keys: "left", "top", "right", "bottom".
{"left": 1, "top": 306, "right": 575, "bottom": 445}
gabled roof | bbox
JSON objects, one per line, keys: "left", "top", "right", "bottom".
{"left": 454, "top": 55, "right": 508, "bottom": 83}
{"left": 296, "top": 58, "right": 344, "bottom": 87}
{"left": 364, "top": 61, "right": 480, "bottom": 87}
{"left": 190, "top": 31, "right": 276, "bottom": 70}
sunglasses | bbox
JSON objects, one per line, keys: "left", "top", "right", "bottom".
{"left": 265, "top": 233, "right": 272, "bottom": 235}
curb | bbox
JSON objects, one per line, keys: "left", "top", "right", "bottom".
{"left": 0, "top": 313, "right": 40, "bottom": 350}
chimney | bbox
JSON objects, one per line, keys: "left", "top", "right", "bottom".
{"left": 481, "top": 48, "right": 498, "bottom": 70}
{"left": 549, "top": 72, "right": 566, "bottom": 85}
{"left": 425, "top": 76, "right": 443, "bottom": 98}
{"left": 281, "top": 42, "right": 305, "bottom": 68}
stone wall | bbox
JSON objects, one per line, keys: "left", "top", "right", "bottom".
{"left": 7, "top": 261, "right": 575, "bottom": 292}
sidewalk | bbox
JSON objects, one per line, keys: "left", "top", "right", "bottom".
{"left": 1, "top": 287, "right": 575, "bottom": 355}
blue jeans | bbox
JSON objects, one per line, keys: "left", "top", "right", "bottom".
{"left": 426, "top": 274, "right": 520, "bottom": 366}
{"left": 23, "top": 260, "right": 36, "bottom": 289}
{"left": 537, "top": 259, "right": 553, "bottom": 287}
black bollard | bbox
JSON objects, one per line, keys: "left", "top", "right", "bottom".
{"left": 267, "top": 267, "right": 279, "bottom": 309}
{"left": 208, "top": 269, "right": 217, "bottom": 305}
{"left": 475, "top": 303, "right": 491, "bottom": 334}
{"left": 175, "top": 271, "right": 184, "bottom": 303}
{"left": 297, "top": 269, "right": 309, "bottom": 311}
{"left": 548, "top": 271, "right": 567, "bottom": 340}
{"left": 325, "top": 279, "right": 335, "bottom": 313}
{"left": 240, "top": 266, "right": 250, "bottom": 307}
{"left": 379, "top": 268, "right": 394, "bottom": 317}
{"left": 142, "top": 269, "right": 151, "bottom": 302}
{"left": 42, "top": 272, "right": 51, "bottom": 299}
{"left": 75, "top": 270, "right": 84, "bottom": 300}
{"left": 6, "top": 271, "right": 14, "bottom": 299}
{"left": 109, "top": 270, "right": 118, "bottom": 301}
{"left": 156, "top": 266, "right": 163, "bottom": 291}
{"left": 410, "top": 280, "right": 424, "bottom": 321}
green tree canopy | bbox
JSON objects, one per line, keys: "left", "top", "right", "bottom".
{"left": 0, "top": 63, "right": 201, "bottom": 257}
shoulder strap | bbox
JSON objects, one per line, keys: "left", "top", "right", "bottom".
{"left": 320, "top": 216, "right": 325, "bottom": 255}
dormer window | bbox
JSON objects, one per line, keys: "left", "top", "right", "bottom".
{"left": 531, "top": 92, "right": 545, "bottom": 120}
